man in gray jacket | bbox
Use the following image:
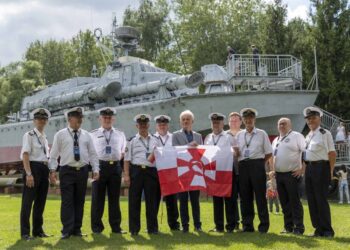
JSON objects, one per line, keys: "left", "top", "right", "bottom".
{"left": 172, "top": 110, "right": 203, "bottom": 233}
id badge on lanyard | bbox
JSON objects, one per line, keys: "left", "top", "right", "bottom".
{"left": 74, "top": 145, "right": 80, "bottom": 155}
{"left": 106, "top": 145, "right": 112, "bottom": 154}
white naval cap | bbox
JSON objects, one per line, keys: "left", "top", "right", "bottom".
{"left": 64, "top": 107, "right": 84, "bottom": 119}
{"left": 98, "top": 107, "right": 116, "bottom": 116}
{"left": 154, "top": 115, "right": 171, "bottom": 123}
{"left": 303, "top": 106, "right": 323, "bottom": 118}
{"left": 240, "top": 108, "right": 258, "bottom": 117}
{"left": 30, "top": 108, "right": 51, "bottom": 119}
{"left": 133, "top": 113, "right": 152, "bottom": 123}
{"left": 208, "top": 112, "right": 226, "bottom": 120}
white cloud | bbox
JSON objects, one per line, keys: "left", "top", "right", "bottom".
{"left": 287, "top": 4, "right": 309, "bottom": 21}
{"left": 0, "top": 0, "right": 139, "bottom": 66}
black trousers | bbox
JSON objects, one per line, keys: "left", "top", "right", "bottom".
{"left": 233, "top": 174, "right": 241, "bottom": 227}
{"left": 91, "top": 161, "right": 122, "bottom": 233}
{"left": 212, "top": 171, "right": 237, "bottom": 231}
{"left": 20, "top": 162, "right": 49, "bottom": 236}
{"left": 305, "top": 161, "right": 334, "bottom": 236}
{"left": 128, "top": 165, "right": 160, "bottom": 233}
{"left": 276, "top": 171, "right": 304, "bottom": 233}
{"left": 59, "top": 165, "right": 88, "bottom": 235}
{"left": 164, "top": 194, "right": 180, "bottom": 230}
{"left": 179, "top": 190, "right": 201, "bottom": 229}
{"left": 238, "top": 159, "right": 269, "bottom": 232}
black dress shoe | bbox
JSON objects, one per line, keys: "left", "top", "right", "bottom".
{"left": 234, "top": 224, "right": 240, "bottom": 230}
{"left": 182, "top": 227, "right": 189, "bottom": 233}
{"left": 73, "top": 232, "right": 87, "bottom": 237}
{"left": 147, "top": 230, "right": 159, "bottom": 235}
{"left": 112, "top": 229, "right": 127, "bottom": 234}
{"left": 33, "top": 232, "right": 51, "bottom": 238}
{"left": 226, "top": 229, "right": 234, "bottom": 233}
{"left": 21, "top": 235, "right": 33, "bottom": 241}
{"left": 170, "top": 227, "right": 181, "bottom": 231}
{"left": 194, "top": 227, "right": 203, "bottom": 232}
{"left": 242, "top": 227, "right": 255, "bottom": 232}
{"left": 209, "top": 228, "right": 224, "bottom": 233}
{"left": 293, "top": 230, "right": 303, "bottom": 235}
{"left": 280, "top": 229, "right": 293, "bottom": 234}
{"left": 130, "top": 232, "right": 139, "bottom": 236}
{"left": 61, "top": 233, "right": 70, "bottom": 240}
{"left": 322, "top": 232, "right": 334, "bottom": 238}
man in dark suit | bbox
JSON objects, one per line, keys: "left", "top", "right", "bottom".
{"left": 172, "top": 110, "right": 203, "bottom": 233}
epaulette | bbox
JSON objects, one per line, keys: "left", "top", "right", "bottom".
{"left": 319, "top": 128, "right": 326, "bottom": 134}
{"left": 28, "top": 130, "right": 35, "bottom": 136}
{"left": 90, "top": 129, "right": 98, "bottom": 133}
{"left": 128, "top": 136, "right": 136, "bottom": 142}
{"left": 151, "top": 134, "right": 158, "bottom": 138}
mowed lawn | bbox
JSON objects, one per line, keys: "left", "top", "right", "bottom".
{"left": 0, "top": 195, "right": 349, "bottom": 250}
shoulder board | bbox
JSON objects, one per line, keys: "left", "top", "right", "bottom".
{"left": 128, "top": 136, "right": 136, "bottom": 142}
{"left": 28, "top": 131, "right": 35, "bottom": 136}
{"left": 319, "top": 128, "right": 326, "bottom": 134}
{"left": 151, "top": 134, "right": 158, "bottom": 138}
{"left": 90, "top": 129, "right": 98, "bottom": 133}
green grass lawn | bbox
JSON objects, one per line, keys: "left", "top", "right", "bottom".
{"left": 0, "top": 195, "right": 349, "bottom": 250}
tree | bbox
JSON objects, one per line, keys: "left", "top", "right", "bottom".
{"left": 123, "top": 0, "right": 171, "bottom": 65}
{"left": 310, "top": 0, "right": 350, "bottom": 117}
{"left": 260, "top": 0, "right": 288, "bottom": 54}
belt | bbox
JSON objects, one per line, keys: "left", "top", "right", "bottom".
{"left": 62, "top": 165, "right": 88, "bottom": 171}
{"left": 239, "top": 158, "right": 264, "bottom": 162}
{"left": 304, "top": 160, "right": 329, "bottom": 165}
{"left": 99, "top": 160, "right": 120, "bottom": 166}
{"left": 132, "top": 164, "right": 153, "bottom": 169}
{"left": 30, "top": 161, "right": 48, "bottom": 166}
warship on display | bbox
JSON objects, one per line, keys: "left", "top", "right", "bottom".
{"left": 0, "top": 17, "right": 319, "bottom": 169}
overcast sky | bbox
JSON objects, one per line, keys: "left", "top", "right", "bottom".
{"left": 0, "top": 0, "right": 310, "bottom": 66}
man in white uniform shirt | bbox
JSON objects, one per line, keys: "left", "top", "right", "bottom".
{"left": 270, "top": 118, "right": 305, "bottom": 235}
{"left": 303, "top": 107, "right": 336, "bottom": 237}
{"left": 124, "top": 114, "right": 160, "bottom": 236}
{"left": 20, "top": 108, "right": 51, "bottom": 240}
{"left": 90, "top": 107, "right": 127, "bottom": 234}
{"left": 153, "top": 115, "right": 180, "bottom": 231}
{"left": 235, "top": 108, "right": 272, "bottom": 233}
{"left": 49, "top": 107, "right": 99, "bottom": 239}
{"left": 205, "top": 113, "right": 236, "bottom": 233}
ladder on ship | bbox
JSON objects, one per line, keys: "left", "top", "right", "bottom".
{"left": 317, "top": 106, "right": 350, "bottom": 166}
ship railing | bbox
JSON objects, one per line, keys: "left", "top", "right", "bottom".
{"left": 226, "top": 54, "right": 303, "bottom": 81}
{"left": 335, "top": 143, "right": 350, "bottom": 166}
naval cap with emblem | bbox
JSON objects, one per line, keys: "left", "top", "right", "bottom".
{"left": 65, "top": 107, "right": 84, "bottom": 118}
{"left": 208, "top": 112, "right": 226, "bottom": 121}
{"left": 30, "top": 108, "right": 51, "bottom": 120}
{"left": 134, "top": 114, "right": 151, "bottom": 123}
{"left": 99, "top": 107, "right": 116, "bottom": 116}
{"left": 154, "top": 115, "right": 171, "bottom": 123}
{"left": 303, "top": 106, "right": 323, "bottom": 118}
{"left": 240, "top": 108, "right": 258, "bottom": 117}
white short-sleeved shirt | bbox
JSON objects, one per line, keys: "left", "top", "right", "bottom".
{"left": 124, "top": 133, "right": 158, "bottom": 167}
{"left": 49, "top": 127, "right": 99, "bottom": 172}
{"left": 20, "top": 128, "right": 50, "bottom": 162}
{"left": 90, "top": 127, "right": 126, "bottom": 161}
{"left": 204, "top": 131, "right": 234, "bottom": 148}
{"left": 236, "top": 127, "right": 273, "bottom": 161}
{"left": 154, "top": 132, "right": 173, "bottom": 148}
{"left": 304, "top": 127, "right": 335, "bottom": 161}
{"left": 272, "top": 130, "right": 305, "bottom": 172}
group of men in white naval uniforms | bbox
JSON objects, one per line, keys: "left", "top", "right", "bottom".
{"left": 19, "top": 105, "right": 336, "bottom": 240}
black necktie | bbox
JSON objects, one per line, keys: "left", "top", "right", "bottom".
{"left": 73, "top": 130, "right": 80, "bottom": 161}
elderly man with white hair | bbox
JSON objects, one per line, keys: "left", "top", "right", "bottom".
{"left": 270, "top": 117, "right": 306, "bottom": 235}
{"left": 172, "top": 110, "right": 203, "bottom": 233}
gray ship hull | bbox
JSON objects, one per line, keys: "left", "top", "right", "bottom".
{"left": 0, "top": 90, "right": 318, "bottom": 165}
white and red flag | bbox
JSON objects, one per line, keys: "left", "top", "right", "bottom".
{"left": 154, "top": 145, "right": 233, "bottom": 197}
